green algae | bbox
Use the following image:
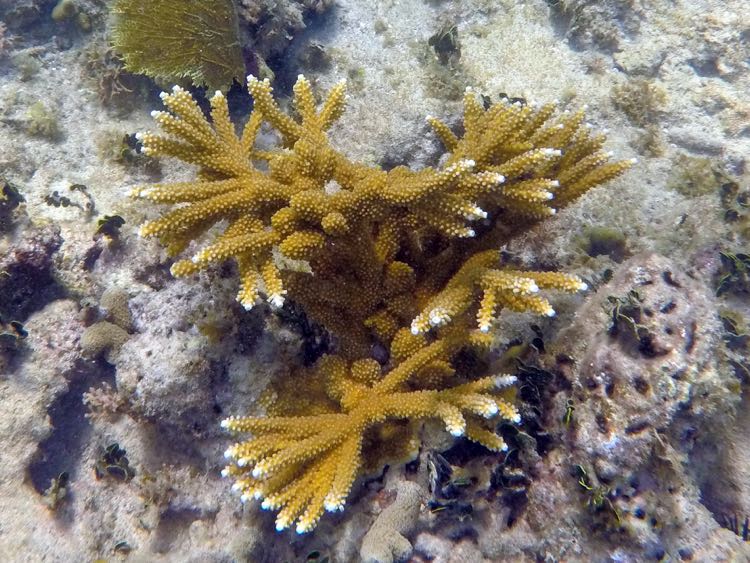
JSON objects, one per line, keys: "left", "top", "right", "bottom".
{"left": 111, "top": 0, "right": 245, "bottom": 91}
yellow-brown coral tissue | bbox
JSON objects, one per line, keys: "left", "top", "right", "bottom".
{"left": 131, "top": 74, "right": 632, "bottom": 532}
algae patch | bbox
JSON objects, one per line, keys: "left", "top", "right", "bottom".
{"left": 111, "top": 0, "right": 245, "bottom": 91}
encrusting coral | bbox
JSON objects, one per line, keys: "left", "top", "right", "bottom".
{"left": 131, "top": 75, "right": 632, "bottom": 532}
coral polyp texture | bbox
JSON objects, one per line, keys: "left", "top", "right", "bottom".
{"left": 131, "top": 75, "right": 632, "bottom": 532}
{"left": 222, "top": 329, "right": 519, "bottom": 533}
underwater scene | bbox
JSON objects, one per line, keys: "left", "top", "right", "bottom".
{"left": 1, "top": 0, "right": 749, "bottom": 561}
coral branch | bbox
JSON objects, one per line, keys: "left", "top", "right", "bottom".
{"left": 221, "top": 335, "right": 518, "bottom": 534}
{"left": 132, "top": 76, "right": 629, "bottom": 325}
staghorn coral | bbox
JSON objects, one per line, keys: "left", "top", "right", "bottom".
{"left": 133, "top": 76, "right": 630, "bottom": 351}
{"left": 221, "top": 328, "right": 519, "bottom": 533}
{"left": 131, "top": 76, "right": 632, "bottom": 532}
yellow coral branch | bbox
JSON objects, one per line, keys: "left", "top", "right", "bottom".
{"left": 221, "top": 344, "right": 518, "bottom": 533}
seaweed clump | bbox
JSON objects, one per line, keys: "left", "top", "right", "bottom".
{"left": 580, "top": 226, "right": 627, "bottom": 262}
{"left": 611, "top": 78, "right": 667, "bottom": 128}
{"left": 667, "top": 153, "right": 729, "bottom": 198}
{"left": 110, "top": 0, "right": 245, "bottom": 91}
{"left": 130, "top": 76, "right": 632, "bottom": 532}
{"left": 25, "top": 101, "right": 61, "bottom": 140}
{"left": 81, "top": 39, "right": 147, "bottom": 108}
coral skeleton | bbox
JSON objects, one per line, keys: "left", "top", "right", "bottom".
{"left": 132, "top": 75, "right": 632, "bottom": 532}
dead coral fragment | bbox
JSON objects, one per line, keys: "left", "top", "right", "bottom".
{"left": 111, "top": 0, "right": 245, "bottom": 91}
{"left": 222, "top": 330, "right": 519, "bottom": 534}
{"left": 360, "top": 481, "right": 426, "bottom": 563}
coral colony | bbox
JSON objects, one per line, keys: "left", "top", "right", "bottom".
{"left": 131, "top": 74, "right": 632, "bottom": 533}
